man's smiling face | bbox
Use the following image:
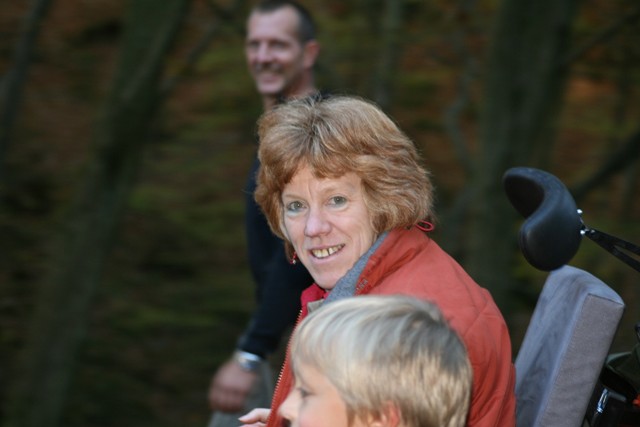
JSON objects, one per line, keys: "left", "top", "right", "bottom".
{"left": 245, "top": 6, "right": 309, "bottom": 100}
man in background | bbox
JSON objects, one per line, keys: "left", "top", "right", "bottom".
{"left": 207, "top": 1, "right": 319, "bottom": 425}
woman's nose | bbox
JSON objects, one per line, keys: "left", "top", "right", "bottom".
{"left": 304, "top": 208, "right": 331, "bottom": 236}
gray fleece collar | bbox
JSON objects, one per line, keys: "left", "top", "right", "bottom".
{"left": 324, "top": 232, "right": 388, "bottom": 305}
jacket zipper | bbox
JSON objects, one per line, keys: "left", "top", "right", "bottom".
{"left": 266, "top": 307, "right": 304, "bottom": 426}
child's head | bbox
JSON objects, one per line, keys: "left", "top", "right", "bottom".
{"left": 279, "top": 294, "right": 472, "bottom": 427}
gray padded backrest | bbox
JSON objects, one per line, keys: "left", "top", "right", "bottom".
{"left": 515, "top": 265, "right": 625, "bottom": 427}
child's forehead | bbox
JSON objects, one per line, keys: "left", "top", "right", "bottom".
{"left": 291, "top": 357, "right": 308, "bottom": 380}
{"left": 291, "top": 358, "right": 326, "bottom": 384}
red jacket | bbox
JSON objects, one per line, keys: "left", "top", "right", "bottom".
{"left": 267, "top": 226, "right": 516, "bottom": 427}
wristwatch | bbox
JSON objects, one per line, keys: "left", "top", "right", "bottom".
{"left": 233, "top": 350, "right": 263, "bottom": 373}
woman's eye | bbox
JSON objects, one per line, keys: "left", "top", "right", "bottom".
{"left": 329, "top": 196, "right": 347, "bottom": 206}
{"left": 286, "top": 201, "right": 304, "bottom": 212}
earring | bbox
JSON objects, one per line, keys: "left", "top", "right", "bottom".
{"left": 289, "top": 252, "right": 298, "bottom": 265}
{"left": 416, "top": 220, "right": 434, "bottom": 232}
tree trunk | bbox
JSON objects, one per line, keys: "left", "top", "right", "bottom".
{"left": 373, "top": 0, "right": 404, "bottom": 110}
{"left": 1, "top": 1, "right": 190, "bottom": 426}
{"left": 0, "top": 0, "right": 54, "bottom": 185}
{"left": 464, "top": 0, "right": 581, "bottom": 313}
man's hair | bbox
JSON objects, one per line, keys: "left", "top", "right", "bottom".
{"left": 291, "top": 295, "right": 472, "bottom": 427}
{"left": 251, "top": 0, "right": 316, "bottom": 42}
{"left": 255, "top": 95, "right": 434, "bottom": 252}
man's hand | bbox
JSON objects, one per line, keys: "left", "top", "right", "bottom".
{"left": 208, "top": 358, "right": 259, "bottom": 413}
{"left": 239, "top": 408, "right": 271, "bottom": 427}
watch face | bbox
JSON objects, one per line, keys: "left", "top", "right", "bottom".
{"left": 235, "top": 351, "right": 262, "bottom": 372}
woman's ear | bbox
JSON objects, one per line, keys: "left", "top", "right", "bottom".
{"left": 369, "top": 402, "right": 401, "bottom": 427}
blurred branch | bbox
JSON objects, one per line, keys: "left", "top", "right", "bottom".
{"left": 443, "top": 0, "right": 477, "bottom": 176}
{"left": 443, "top": 0, "right": 479, "bottom": 177}
{"left": 443, "top": 60, "right": 476, "bottom": 177}
{"left": 563, "top": 5, "right": 640, "bottom": 66}
{"left": 205, "top": 0, "right": 247, "bottom": 35}
{"left": 571, "top": 126, "right": 640, "bottom": 202}
{"left": 161, "top": 0, "right": 246, "bottom": 97}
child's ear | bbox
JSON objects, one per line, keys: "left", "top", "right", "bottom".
{"left": 369, "top": 402, "right": 401, "bottom": 427}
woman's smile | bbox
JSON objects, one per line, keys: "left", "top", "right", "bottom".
{"left": 309, "top": 244, "right": 345, "bottom": 259}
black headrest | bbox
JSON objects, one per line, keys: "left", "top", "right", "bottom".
{"left": 503, "top": 167, "right": 584, "bottom": 271}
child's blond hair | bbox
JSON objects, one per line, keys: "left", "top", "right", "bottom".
{"left": 291, "top": 294, "right": 472, "bottom": 427}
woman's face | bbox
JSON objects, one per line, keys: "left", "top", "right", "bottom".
{"left": 281, "top": 165, "right": 377, "bottom": 290}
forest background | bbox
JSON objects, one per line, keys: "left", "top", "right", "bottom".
{"left": 1, "top": 0, "right": 639, "bottom": 426}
